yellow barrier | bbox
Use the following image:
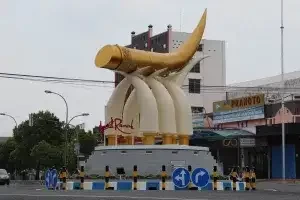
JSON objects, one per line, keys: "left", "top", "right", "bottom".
{"left": 161, "top": 165, "right": 167, "bottom": 190}
{"left": 133, "top": 165, "right": 138, "bottom": 190}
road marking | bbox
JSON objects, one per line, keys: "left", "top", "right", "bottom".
{"left": 264, "top": 189, "right": 278, "bottom": 192}
{"left": 0, "top": 194, "right": 208, "bottom": 200}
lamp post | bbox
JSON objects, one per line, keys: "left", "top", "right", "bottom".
{"left": 67, "top": 119, "right": 88, "bottom": 169}
{"left": 67, "top": 114, "right": 89, "bottom": 160}
{"left": 45, "top": 90, "right": 69, "bottom": 166}
{"left": 0, "top": 113, "right": 18, "bottom": 129}
{"left": 280, "top": 0, "right": 286, "bottom": 180}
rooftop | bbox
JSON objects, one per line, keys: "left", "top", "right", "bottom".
{"left": 228, "top": 70, "right": 300, "bottom": 87}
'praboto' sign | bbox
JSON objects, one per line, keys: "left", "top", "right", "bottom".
{"left": 213, "top": 94, "right": 265, "bottom": 113}
{"left": 213, "top": 94, "right": 265, "bottom": 124}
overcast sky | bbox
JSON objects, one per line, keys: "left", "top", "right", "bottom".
{"left": 0, "top": 0, "right": 299, "bottom": 136}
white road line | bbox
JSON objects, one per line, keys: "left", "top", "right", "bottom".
{"left": 264, "top": 189, "right": 278, "bottom": 192}
{"left": 0, "top": 194, "right": 209, "bottom": 200}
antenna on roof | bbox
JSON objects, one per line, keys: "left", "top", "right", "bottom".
{"left": 180, "top": 8, "right": 183, "bottom": 31}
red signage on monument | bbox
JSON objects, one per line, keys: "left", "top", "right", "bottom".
{"left": 99, "top": 117, "right": 134, "bottom": 135}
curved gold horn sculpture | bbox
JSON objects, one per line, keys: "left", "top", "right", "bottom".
{"left": 95, "top": 9, "right": 207, "bottom": 74}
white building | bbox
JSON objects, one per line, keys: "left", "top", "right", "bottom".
{"left": 115, "top": 25, "right": 227, "bottom": 113}
{"left": 170, "top": 33, "right": 226, "bottom": 113}
{"left": 227, "top": 70, "right": 300, "bottom": 103}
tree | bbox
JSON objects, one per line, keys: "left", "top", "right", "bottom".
{"left": 9, "top": 144, "right": 29, "bottom": 173}
{"left": 11, "top": 111, "right": 66, "bottom": 178}
{"left": 0, "top": 110, "right": 94, "bottom": 178}
{"left": 78, "top": 130, "right": 97, "bottom": 157}
{"left": 30, "top": 141, "right": 62, "bottom": 172}
{"left": 0, "top": 138, "right": 16, "bottom": 173}
{"left": 93, "top": 126, "right": 103, "bottom": 144}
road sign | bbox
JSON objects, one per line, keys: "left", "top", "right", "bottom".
{"left": 191, "top": 168, "right": 210, "bottom": 188}
{"left": 51, "top": 169, "right": 58, "bottom": 189}
{"left": 172, "top": 167, "right": 190, "bottom": 188}
{"left": 45, "top": 169, "right": 51, "bottom": 189}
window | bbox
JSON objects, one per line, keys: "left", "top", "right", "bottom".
{"left": 197, "top": 44, "right": 203, "bottom": 51}
{"left": 191, "top": 106, "right": 203, "bottom": 113}
{"left": 145, "top": 150, "right": 152, "bottom": 154}
{"left": 190, "top": 62, "right": 200, "bottom": 73}
{"left": 188, "top": 79, "right": 201, "bottom": 94}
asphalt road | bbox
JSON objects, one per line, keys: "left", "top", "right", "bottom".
{"left": 0, "top": 182, "right": 299, "bottom": 200}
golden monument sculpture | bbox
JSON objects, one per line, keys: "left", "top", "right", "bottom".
{"left": 95, "top": 9, "right": 207, "bottom": 146}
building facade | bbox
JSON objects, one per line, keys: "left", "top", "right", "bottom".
{"left": 206, "top": 70, "right": 300, "bottom": 179}
{"left": 115, "top": 25, "right": 226, "bottom": 113}
{"left": 227, "top": 70, "right": 300, "bottom": 102}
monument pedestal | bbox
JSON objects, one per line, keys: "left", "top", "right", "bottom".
{"left": 172, "top": 135, "right": 178, "bottom": 144}
{"left": 178, "top": 135, "right": 189, "bottom": 145}
{"left": 143, "top": 133, "right": 156, "bottom": 145}
{"left": 107, "top": 135, "right": 116, "bottom": 145}
{"left": 125, "top": 136, "right": 133, "bottom": 145}
{"left": 162, "top": 134, "right": 173, "bottom": 145}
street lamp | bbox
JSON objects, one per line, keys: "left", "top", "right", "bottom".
{"left": 0, "top": 113, "right": 18, "bottom": 128}
{"left": 66, "top": 113, "right": 89, "bottom": 156}
{"left": 44, "top": 90, "right": 69, "bottom": 166}
{"left": 67, "top": 114, "right": 89, "bottom": 169}
{"left": 67, "top": 113, "right": 89, "bottom": 126}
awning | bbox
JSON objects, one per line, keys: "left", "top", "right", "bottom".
{"left": 191, "top": 128, "right": 255, "bottom": 141}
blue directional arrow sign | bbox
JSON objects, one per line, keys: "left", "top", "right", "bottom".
{"left": 172, "top": 168, "right": 190, "bottom": 188}
{"left": 51, "top": 169, "right": 58, "bottom": 189}
{"left": 191, "top": 168, "right": 210, "bottom": 188}
{"left": 45, "top": 169, "right": 51, "bottom": 189}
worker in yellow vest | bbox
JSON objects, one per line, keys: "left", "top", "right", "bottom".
{"left": 230, "top": 167, "right": 238, "bottom": 191}
{"left": 250, "top": 167, "right": 256, "bottom": 190}
{"left": 243, "top": 166, "right": 250, "bottom": 191}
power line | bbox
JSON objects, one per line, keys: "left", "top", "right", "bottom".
{"left": 0, "top": 72, "right": 114, "bottom": 84}
{"left": 0, "top": 72, "right": 300, "bottom": 94}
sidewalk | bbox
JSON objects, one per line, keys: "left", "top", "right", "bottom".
{"left": 257, "top": 179, "right": 300, "bottom": 184}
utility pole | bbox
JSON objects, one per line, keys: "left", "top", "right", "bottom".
{"left": 280, "top": 0, "right": 286, "bottom": 180}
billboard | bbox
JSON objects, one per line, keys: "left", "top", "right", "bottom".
{"left": 192, "top": 112, "right": 204, "bottom": 131}
{"left": 213, "top": 94, "right": 265, "bottom": 124}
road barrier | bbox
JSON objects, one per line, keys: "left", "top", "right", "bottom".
{"left": 56, "top": 180, "right": 247, "bottom": 190}
{"left": 133, "top": 165, "right": 138, "bottom": 190}
{"left": 80, "top": 166, "right": 84, "bottom": 190}
{"left": 44, "top": 165, "right": 256, "bottom": 191}
{"left": 104, "top": 166, "right": 111, "bottom": 190}
{"left": 212, "top": 166, "right": 218, "bottom": 191}
{"left": 161, "top": 165, "right": 167, "bottom": 190}
{"left": 187, "top": 165, "right": 193, "bottom": 190}
{"left": 62, "top": 166, "right": 67, "bottom": 190}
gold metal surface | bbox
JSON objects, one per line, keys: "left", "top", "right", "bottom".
{"left": 178, "top": 135, "right": 189, "bottom": 145}
{"left": 95, "top": 9, "right": 207, "bottom": 74}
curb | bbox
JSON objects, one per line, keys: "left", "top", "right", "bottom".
{"left": 53, "top": 181, "right": 248, "bottom": 191}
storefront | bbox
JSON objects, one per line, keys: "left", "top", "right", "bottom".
{"left": 256, "top": 123, "right": 300, "bottom": 179}
{"left": 189, "top": 128, "right": 257, "bottom": 175}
